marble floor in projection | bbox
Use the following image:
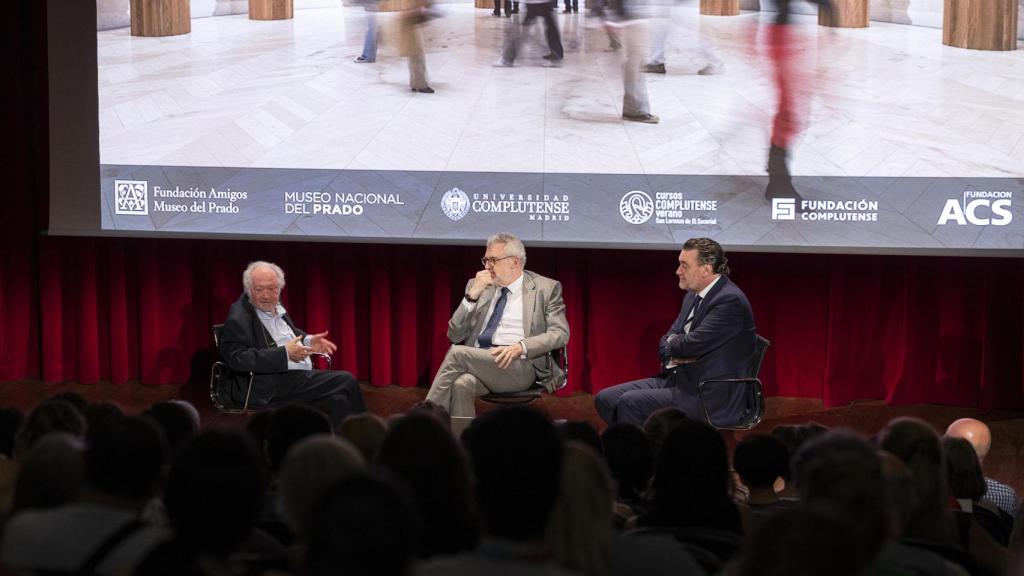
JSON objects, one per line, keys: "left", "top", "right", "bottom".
{"left": 98, "top": 4, "right": 1024, "bottom": 177}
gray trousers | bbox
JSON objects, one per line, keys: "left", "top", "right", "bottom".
{"left": 408, "top": 53, "right": 429, "bottom": 90}
{"left": 425, "top": 345, "right": 535, "bottom": 417}
{"left": 620, "top": 20, "right": 651, "bottom": 117}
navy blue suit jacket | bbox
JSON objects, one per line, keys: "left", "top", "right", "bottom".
{"left": 659, "top": 275, "right": 756, "bottom": 424}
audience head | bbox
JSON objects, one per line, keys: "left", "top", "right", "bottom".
{"left": 0, "top": 407, "right": 24, "bottom": 458}
{"left": 877, "top": 417, "right": 952, "bottom": 542}
{"left": 265, "top": 404, "right": 331, "bottom": 472}
{"left": 143, "top": 400, "right": 200, "bottom": 458}
{"left": 305, "top": 474, "right": 417, "bottom": 576}
{"left": 49, "top": 392, "right": 88, "bottom": 414}
{"left": 336, "top": 412, "right": 388, "bottom": 463}
{"left": 601, "top": 423, "right": 652, "bottom": 502}
{"left": 10, "top": 432, "right": 85, "bottom": 513}
{"left": 734, "top": 434, "right": 790, "bottom": 490}
{"left": 545, "top": 442, "right": 615, "bottom": 576}
{"left": 557, "top": 420, "right": 602, "bottom": 455}
{"left": 736, "top": 504, "right": 870, "bottom": 576}
{"left": 83, "top": 402, "right": 125, "bottom": 448}
{"left": 406, "top": 400, "right": 451, "bottom": 429}
{"left": 642, "top": 407, "right": 689, "bottom": 461}
{"left": 377, "top": 412, "right": 477, "bottom": 557}
{"left": 163, "top": 429, "right": 264, "bottom": 555}
{"left": 463, "top": 407, "right": 562, "bottom": 542}
{"left": 279, "top": 435, "right": 365, "bottom": 540}
{"left": 650, "top": 419, "right": 739, "bottom": 532}
{"left": 942, "top": 436, "right": 986, "bottom": 502}
{"left": 16, "top": 399, "right": 87, "bottom": 459}
{"left": 792, "top": 430, "right": 888, "bottom": 560}
{"left": 86, "top": 415, "right": 166, "bottom": 506}
{"left": 945, "top": 418, "right": 992, "bottom": 463}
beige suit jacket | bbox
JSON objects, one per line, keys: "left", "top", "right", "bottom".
{"left": 447, "top": 271, "right": 569, "bottom": 392}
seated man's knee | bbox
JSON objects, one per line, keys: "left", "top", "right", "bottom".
{"left": 452, "top": 373, "right": 480, "bottom": 394}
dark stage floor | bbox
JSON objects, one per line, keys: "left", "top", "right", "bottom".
{"left": 4, "top": 379, "right": 1023, "bottom": 496}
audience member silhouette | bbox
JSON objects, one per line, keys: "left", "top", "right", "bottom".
{"left": 336, "top": 412, "right": 388, "bottom": 463}
{"left": 134, "top": 429, "right": 276, "bottom": 576}
{"left": 306, "top": 474, "right": 418, "bottom": 576}
{"left": 418, "top": 406, "right": 570, "bottom": 575}
{"left": 544, "top": 442, "right": 615, "bottom": 576}
{"left": 733, "top": 434, "right": 794, "bottom": 536}
{"left": 377, "top": 412, "right": 478, "bottom": 558}
{"left": 601, "top": 423, "right": 653, "bottom": 524}
{"left": 1, "top": 416, "right": 169, "bottom": 575}
{"left": 9, "top": 433, "right": 84, "bottom": 514}
{"left": 279, "top": 435, "right": 365, "bottom": 542}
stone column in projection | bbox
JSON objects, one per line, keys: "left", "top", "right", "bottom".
{"left": 819, "top": 0, "right": 869, "bottom": 28}
{"left": 130, "top": 0, "right": 191, "bottom": 36}
{"left": 700, "top": 0, "right": 739, "bottom": 16}
{"left": 943, "top": 0, "right": 1018, "bottom": 51}
{"left": 249, "top": 0, "right": 293, "bottom": 20}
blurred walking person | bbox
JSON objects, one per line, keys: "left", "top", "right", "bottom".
{"left": 764, "top": 0, "right": 832, "bottom": 203}
{"left": 605, "top": 0, "right": 658, "bottom": 123}
{"left": 354, "top": 0, "right": 380, "bottom": 63}
{"left": 400, "top": 0, "right": 440, "bottom": 93}
{"left": 495, "top": 0, "right": 564, "bottom": 66}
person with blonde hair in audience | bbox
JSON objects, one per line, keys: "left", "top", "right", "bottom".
{"left": 545, "top": 442, "right": 616, "bottom": 576}
{"left": 336, "top": 412, "right": 388, "bottom": 463}
{"left": 279, "top": 435, "right": 366, "bottom": 542}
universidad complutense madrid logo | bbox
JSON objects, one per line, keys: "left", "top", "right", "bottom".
{"left": 441, "top": 187, "right": 471, "bottom": 221}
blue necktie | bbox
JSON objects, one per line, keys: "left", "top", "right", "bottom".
{"left": 683, "top": 295, "right": 702, "bottom": 333}
{"left": 477, "top": 287, "right": 510, "bottom": 349}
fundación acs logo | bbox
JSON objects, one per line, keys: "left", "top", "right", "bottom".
{"left": 619, "top": 190, "right": 654, "bottom": 224}
{"left": 114, "top": 180, "right": 149, "bottom": 215}
{"left": 771, "top": 198, "right": 796, "bottom": 221}
{"left": 441, "top": 187, "right": 470, "bottom": 221}
{"left": 937, "top": 191, "right": 1012, "bottom": 226}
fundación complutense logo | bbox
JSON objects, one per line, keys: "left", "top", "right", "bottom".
{"left": 441, "top": 187, "right": 471, "bottom": 221}
{"left": 114, "top": 180, "right": 149, "bottom": 215}
{"left": 440, "top": 188, "right": 570, "bottom": 222}
{"left": 772, "top": 198, "right": 796, "bottom": 221}
{"left": 619, "top": 190, "right": 654, "bottom": 224}
{"left": 770, "top": 198, "right": 879, "bottom": 222}
{"left": 937, "top": 191, "right": 1013, "bottom": 226}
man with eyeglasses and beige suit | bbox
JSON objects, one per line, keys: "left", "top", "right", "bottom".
{"left": 425, "top": 233, "right": 569, "bottom": 417}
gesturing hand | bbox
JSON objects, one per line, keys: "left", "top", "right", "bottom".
{"left": 490, "top": 343, "right": 523, "bottom": 370}
{"left": 308, "top": 331, "right": 338, "bottom": 355}
{"left": 285, "top": 336, "right": 313, "bottom": 362}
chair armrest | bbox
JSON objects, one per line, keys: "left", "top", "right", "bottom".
{"left": 310, "top": 352, "right": 333, "bottom": 371}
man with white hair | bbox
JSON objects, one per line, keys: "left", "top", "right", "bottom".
{"left": 945, "top": 417, "right": 1018, "bottom": 517}
{"left": 218, "top": 261, "right": 365, "bottom": 426}
{"left": 425, "top": 233, "right": 569, "bottom": 417}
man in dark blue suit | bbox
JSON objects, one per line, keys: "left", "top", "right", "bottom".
{"left": 595, "top": 238, "right": 756, "bottom": 426}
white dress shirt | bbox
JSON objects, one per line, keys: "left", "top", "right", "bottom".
{"left": 463, "top": 274, "right": 527, "bottom": 351}
{"left": 256, "top": 303, "right": 312, "bottom": 371}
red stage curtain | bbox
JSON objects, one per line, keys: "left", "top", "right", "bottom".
{"left": 2, "top": 0, "right": 1022, "bottom": 411}
{"left": 5, "top": 236, "right": 1024, "bottom": 413}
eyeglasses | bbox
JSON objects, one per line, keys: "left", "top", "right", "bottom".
{"left": 481, "top": 255, "right": 515, "bottom": 267}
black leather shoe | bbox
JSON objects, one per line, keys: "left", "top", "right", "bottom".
{"left": 411, "top": 87, "right": 435, "bottom": 93}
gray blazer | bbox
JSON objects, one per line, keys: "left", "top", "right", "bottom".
{"left": 447, "top": 271, "right": 570, "bottom": 392}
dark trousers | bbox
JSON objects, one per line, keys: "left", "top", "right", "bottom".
{"left": 523, "top": 2, "right": 563, "bottom": 59}
{"left": 562, "top": 0, "right": 577, "bottom": 11}
{"left": 268, "top": 369, "right": 366, "bottom": 427}
{"left": 594, "top": 374, "right": 700, "bottom": 426}
{"left": 494, "top": 0, "right": 519, "bottom": 15}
